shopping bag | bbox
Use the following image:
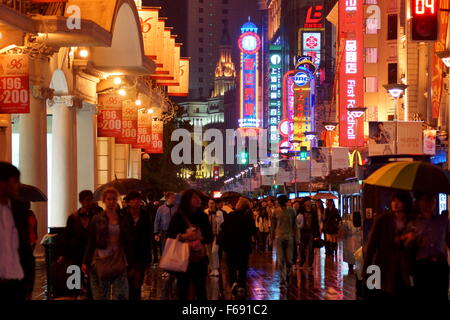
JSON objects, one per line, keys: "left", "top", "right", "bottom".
{"left": 159, "top": 235, "right": 190, "bottom": 273}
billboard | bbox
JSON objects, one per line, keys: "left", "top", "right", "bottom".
{"left": 0, "top": 54, "right": 30, "bottom": 114}
{"left": 338, "top": 0, "right": 364, "bottom": 147}
{"left": 268, "top": 45, "right": 283, "bottom": 153}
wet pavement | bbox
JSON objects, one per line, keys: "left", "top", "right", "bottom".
{"left": 33, "top": 242, "right": 358, "bottom": 300}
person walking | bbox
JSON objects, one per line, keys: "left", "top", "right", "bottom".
{"left": 221, "top": 197, "right": 256, "bottom": 298}
{"left": 405, "top": 192, "right": 449, "bottom": 300}
{"left": 298, "top": 197, "right": 320, "bottom": 269}
{"left": 363, "top": 191, "right": 414, "bottom": 298}
{"left": 58, "top": 190, "right": 102, "bottom": 298}
{"left": 146, "top": 199, "right": 160, "bottom": 265}
{"left": 204, "top": 199, "right": 224, "bottom": 276}
{"left": 255, "top": 200, "right": 271, "bottom": 253}
{"left": 341, "top": 211, "right": 362, "bottom": 273}
{"left": 0, "top": 162, "right": 35, "bottom": 300}
{"left": 154, "top": 192, "right": 177, "bottom": 255}
{"left": 166, "top": 189, "right": 213, "bottom": 300}
{"left": 323, "top": 199, "right": 341, "bottom": 255}
{"left": 123, "top": 191, "right": 151, "bottom": 300}
{"left": 271, "top": 195, "right": 297, "bottom": 287}
{"left": 82, "top": 188, "right": 132, "bottom": 300}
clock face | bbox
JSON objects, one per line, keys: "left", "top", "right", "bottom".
{"left": 238, "top": 32, "right": 261, "bottom": 54}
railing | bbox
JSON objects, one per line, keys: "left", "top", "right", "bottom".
{"left": 0, "top": 0, "right": 65, "bottom": 16}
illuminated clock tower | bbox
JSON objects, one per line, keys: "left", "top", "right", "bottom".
{"left": 238, "top": 18, "right": 261, "bottom": 129}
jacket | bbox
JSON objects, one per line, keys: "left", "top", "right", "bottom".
{"left": 166, "top": 209, "right": 214, "bottom": 245}
{"left": 154, "top": 203, "right": 177, "bottom": 234}
{"left": 123, "top": 207, "right": 152, "bottom": 266}
{"left": 363, "top": 213, "right": 412, "bottom": 295}
{"left": 221, "top": 209, "right": 257, "bottom": 255}
{"left": 299, "top": 209, "right": 320, "bottom": 238}
{"left": 204, "top": 208, "right": 224, "bottom": 236}
{"left": 323, "top": 208, "right": 341, "bottom": 235}
{"left": 10, "top": 199, "right": 35, "bottom": 295}
{"left": 83, "top": 210, "right": 133, "bottom": 268}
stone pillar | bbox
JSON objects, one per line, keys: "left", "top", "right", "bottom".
{"left": 0, "top": 114, "right": 12, "bottom": 162}
{"left": 48, "top": 95, "right": 78, "bottom": 228}
{"left": 77, "top": 102, "right": 97, "bottom": 194}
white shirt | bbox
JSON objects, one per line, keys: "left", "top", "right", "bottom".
{"left": 0, "top": 200, "right": 25, "bottom": 280}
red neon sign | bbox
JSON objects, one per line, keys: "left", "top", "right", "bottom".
{"left": 304, "top": 6, "right": 324, "bottom": 28}
{"left": 338, "top": 0, "right": 364, "bottom": 147}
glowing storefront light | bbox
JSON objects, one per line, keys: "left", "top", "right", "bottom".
{"left": 269, "top": 45, "right": 283, "bottom": 155}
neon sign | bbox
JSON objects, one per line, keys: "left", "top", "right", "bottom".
{"left": 304, "top": 5, "right": 324, "bottom": 28}
{"left": 238, "top": 20, "right": 261, "bottom": 129}
{"left": 413, "top": 0, "right": 436, "bottom": 14}
{"left": 269, "top": 45, "right": 283, "bottom": 153}
{"left": 339, "top": 0, "right": 364, "bottom": 147}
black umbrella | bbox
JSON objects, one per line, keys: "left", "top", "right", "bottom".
{"left": 18, "top": 184, "right": 47, "bottom": 202}
{"left": 93, "top": 178, "right": 154, "bottom": 201}
{"left": 220, "top": 191, "right": 241, "bottom": 200}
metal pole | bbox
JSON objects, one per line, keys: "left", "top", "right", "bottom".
{"left": 309, "top": 145, "right": 312, "bottom": 197}
{"left": 395, "top": 98, "right": 399, "bottom": 155}
{"left": 328, "top": 136, "right": 332, "bottom": 191}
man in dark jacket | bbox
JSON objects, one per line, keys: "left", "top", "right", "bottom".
{"left": 298, "top": 197, "right": 320, "bottom": 269}
{"left": 0, "top": 162, "right": 35, "bottom": 300}
{"left": 221, "top": 197, "right": 257, "bottom": 297}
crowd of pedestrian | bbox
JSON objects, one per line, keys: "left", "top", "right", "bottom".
{"left": 0, "top": 161, "right": 448, "bottom": 301}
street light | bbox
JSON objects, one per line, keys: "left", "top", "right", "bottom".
{"left": 323, "top": 122, "right": 338, "bottom": 191}
{"left": 436, "top": 50, "right": 450, "bottom": 68}
{"left": 383, "top": 84, "right": 408, "bottom": 155}
{"left": 289, "top": 139, "right": 301, "bottom": 198}
{"left": 304, "top": 132, "right": 317, "bottom": 196}
{"left": 347, "top": 107, "right": 366, "bottom": 178}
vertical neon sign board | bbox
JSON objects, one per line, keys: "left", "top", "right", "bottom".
{"left": 339, "top": 0, "right": 364, "bottom": 147}
{"left": 238, "top": 21, "right": 261, "bottom": 128}
{"left": 269, "top": 45, "right": 283, "bottom": 149}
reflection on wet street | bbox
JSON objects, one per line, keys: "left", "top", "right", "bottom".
{"left": 141, "top": 243, "right": 357, "bottom": 300}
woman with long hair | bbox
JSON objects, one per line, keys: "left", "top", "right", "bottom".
{"left": 363, "top": 191, "right": 414, "bottom": 298}
{"left": 82, "top": 188, "right": 132, "bottom": 300}
{"left": 166, "top": 189, "right": 213, "bottom": 300}
{"left": 255, "top": 200, "right": 271, "bottom": 253}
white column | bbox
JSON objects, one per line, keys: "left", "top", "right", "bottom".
{"left": 19, "top": 85, "right": 48, "bottom": 255}
{"left": 0, "top": 114, "right": 12, "bottom": 162}
{"left": 48, "top": 95, "right": 78, "bottom": 228}
{"left": 77, "top": 102, "right": 97, "bottom": 194}
{"left": 129, "top": 148, "right": 142, "bottom": 179}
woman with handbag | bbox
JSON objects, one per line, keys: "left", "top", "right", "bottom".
{"left": 166, "top": 189, "right": 213, "bottom": 300}
{"left": 298, "top": 197, "right": 320, "bottom": 270}
{"left": 323, "top": 199, "right": 341, "bottom": 256}
{"left": 82, "top": 188, "right": 132, "bottom": 300}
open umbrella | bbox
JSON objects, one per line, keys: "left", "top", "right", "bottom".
{"left": 18, "top": 184, "right": 47, "bottom": 202}
{"left": 220, "top": 191, "right": 241, "bottom": 200}
{"left": 93, "top": 178, "right": 153, "bottom": 201}
{"left": 312, "top": 192, "right": 338, "bottom": 200}
{"left": 364, "top": 161, "right": 450, "bottom": 194}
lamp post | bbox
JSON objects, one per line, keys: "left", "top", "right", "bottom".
{"left": 323, "top": 121, "right": 338, "bottom": 191}
{"left": 383, "top": 84, "right": 408, "bottom": 155}
{"left": 304, "top": 131, "right": 317, "bottom": 197}
{"left": 347, "top": 107, "right": 366, "bottom": 178}
{"left": 289, "top": 139, "right": 301, "bottom": 197}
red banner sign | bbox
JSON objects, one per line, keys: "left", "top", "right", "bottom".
{"left": 116, "top": 100, "right": 137, "bottom": 144}
{"left": 145, "top": 119, "right": 164, "bottom": 154}
{"left": 133, "top": 111, "right": 152, "bottom": 149}
{"left": 97, "top": 94, "right": 122, "bottom": 138}
{"left": 0, "top": 54, "right": 30, "bottom": 114}
{"left": 338, "top": 0, "right": 364, "bottom": 147}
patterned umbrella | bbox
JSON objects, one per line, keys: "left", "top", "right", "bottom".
{"left": 364, "top": 161, "right": 450, "bottom": 194}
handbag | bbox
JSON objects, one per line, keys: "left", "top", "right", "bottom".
{"left": 94, "top": 249, "right": 127, "bottom": 280}
{"left": 182, "top": 215, "right": 207, "bottom": 263}
{"left": 160, "top": 235, "right": 190, "bottom": 273}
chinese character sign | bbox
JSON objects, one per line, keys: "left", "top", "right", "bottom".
{"left": 339, "top": 0, "right": 364, "bottom": 147}
{"left": 238, "top": 27, "right": 261, "bottom": 128}
{"left": 0, "top": 54, "right": 30, "bottom": 114}
{"left": 97, "top": 94, "right": 123, "bottom": 138}
{"left": 269, "top": 45, "right": 283, "bottom": 149}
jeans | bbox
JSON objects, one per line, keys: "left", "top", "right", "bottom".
{"left": 127, "top": 265, "right": 146, "bottom": 300}
{"left": 275, "top": 237, "right": 294, "bottom": 284}
{"left": 90, "top": 270, "right": 129, "bottom": 300}
{"left": 413, "top": 259, "right": 449, "bottom": 300}
{"left": 300, "top": 232, "right": 314, "bottom": 267}
{"left": 257, "top": 231, "right": 269, "bottom": 252}
{"left": 207, "top": 238, "right": 220, "bottom": 271}
{"left": 226, "top": 251, "right": 249, "bottom": 288}
{"left": 176, "top": 262, "right": 208, "bottom": 300}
